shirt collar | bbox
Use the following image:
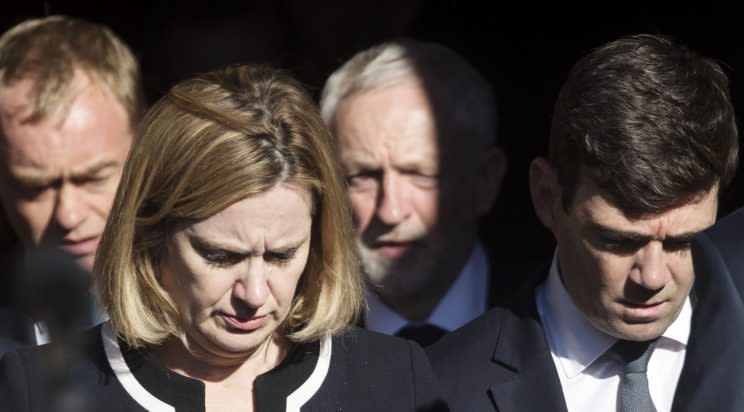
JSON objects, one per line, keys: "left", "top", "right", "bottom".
{"left": 35, "top": 292, "right": 108, "bottom": 345}
{"left": 537, "top": 250, "right": 692, "bottom": 379}
{"left": 365, "top": 242, "right": 489, "bottom": 335}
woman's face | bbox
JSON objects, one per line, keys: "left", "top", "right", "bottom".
{"left": 160, "top": 184, "right": 312, "bottom": 360}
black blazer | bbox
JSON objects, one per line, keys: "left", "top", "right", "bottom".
{"left": 426, "top": 295, "right": 566, "bottom": 412}
{"left": 0, "top": 308, "right": 31, "bottom": 357}
{"left": 428, "top": 207, "right": 744, "bottom": 412}
{"left": 678, "top": 206, "right": 744, "bottom": 410}
{"left": 1, "top": 323, "right": 449, "bottom": 412}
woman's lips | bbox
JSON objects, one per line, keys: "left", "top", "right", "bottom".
{"left": 221, "top": 313, "right": 267, "bottom": 331}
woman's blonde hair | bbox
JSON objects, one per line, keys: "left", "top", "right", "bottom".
{"left": 95, "top": 65, "right": 363, "bottom": 348}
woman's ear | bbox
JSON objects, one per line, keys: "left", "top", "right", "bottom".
{"left": 529, "top": 157, "right": 562, "bottom": 231}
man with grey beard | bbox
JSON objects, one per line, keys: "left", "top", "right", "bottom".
{"left": 320, "top": 39, "right": 508, "bottom": 346}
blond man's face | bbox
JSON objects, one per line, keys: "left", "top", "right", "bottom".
{"left": 0, "top": 72, "right": 132, "bottom": 271}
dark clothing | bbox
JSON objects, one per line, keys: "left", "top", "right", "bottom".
{"left": 679, "top": 207, "right": 744, "bottom": 410}
{"left": 692, "top": 207, "right": 744, "bottom": 296}
{"left": 428, "top": 207, "right": 744, "bottom": 411}
{"left": 0, "top": 308, "right": 31, "bottom": 358}
{"left": 0, "top": 247, "right": 32, "bottom": 357}
{"left": 1, "top": 323, "right": 448, "bottom": 412}
{"left": 427, "top": 294, "right": 566, "bottom": 412}
{"left": 0, "top": 337, "right": 24, "bottom": 359}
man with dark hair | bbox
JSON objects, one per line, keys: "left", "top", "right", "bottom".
{"left": 428, "top": 34, "right": 740, "bottom": 411}
{"left": 0, "top": 16, "right": 144, "bottom": 352}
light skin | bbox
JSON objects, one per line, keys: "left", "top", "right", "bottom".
{"left": 333, "top": 81, "right": 504, "bottom": 321}
{"left": 154, "top": 184, "right": 312, "bottom": 411}
{"left": 0, "top": 70, "right": 132, "bottom": 271}
{"left": 530, "top": 157, "right": 718, "bottom": 341}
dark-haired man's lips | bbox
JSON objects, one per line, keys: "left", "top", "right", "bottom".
{"left": 619, "top": 300, "right": 666, "bottom": 320}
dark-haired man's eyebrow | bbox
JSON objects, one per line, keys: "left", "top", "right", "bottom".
{"left": 589, "top": 222, "right": 703, "bottom": 245}
{"left": 588, "top": 223, "right": 652, "bottom": 243}
{"left": 662, "top": 232, "right": 698, "bottom": 243}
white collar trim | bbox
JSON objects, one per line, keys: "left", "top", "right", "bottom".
{"left": 102, "top": 322, "right": 175, "bottom": 411}
{"left": 102, "top": 323, "right": 333, "bottom": 412}
{"left": 285, "top": 334, "right": 332, "bottom": 411}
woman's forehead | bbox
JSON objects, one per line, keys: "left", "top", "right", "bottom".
{"left": 178, "top": 185, "right": 313, "bottom": 249}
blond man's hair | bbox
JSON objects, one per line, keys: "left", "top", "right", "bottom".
{"left": 0, "top": 15, "right": 144, "bottom": 127}
{"left": 0, "top": 15, "right": 144, "bottom": 279}
{"left": 95, "top": 65, "right": 363, "bottom": 348}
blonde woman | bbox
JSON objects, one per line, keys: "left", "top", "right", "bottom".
{"left": 0, "top": 66, "right": 448, "bottom": 412}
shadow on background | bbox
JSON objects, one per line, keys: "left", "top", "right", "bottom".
{"left": 1, "top": 0, "right": 741, "bottom": 277}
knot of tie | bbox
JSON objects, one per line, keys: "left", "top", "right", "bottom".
{"left": 608, "top": 338, "right": 659, "bottom": 412}
{"left": 394, "top": 323, "right": 447, "bottom": 347}
{"left": 610, "top": 339, "right": 658, "bottom": 374}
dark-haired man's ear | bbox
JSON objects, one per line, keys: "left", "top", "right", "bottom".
{"left": 475, "top": 147, "right": 507, "bottom": 216}
{"left": 529, "top": 157, "right": 561, "bottom": 232}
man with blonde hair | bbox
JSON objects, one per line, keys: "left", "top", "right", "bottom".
{"left": 0, "top": 16, "right": 144, "bottom": 351}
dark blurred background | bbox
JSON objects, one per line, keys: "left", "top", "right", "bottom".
{"left": 3, "top": 1, "right": 742, "bottom": 263}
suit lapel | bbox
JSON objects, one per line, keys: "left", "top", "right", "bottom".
{"left": 487, "top": 299, "right": 568, "bottom": 412}
{"left": 673, "top": 232, "right": 744, "bottom": 411}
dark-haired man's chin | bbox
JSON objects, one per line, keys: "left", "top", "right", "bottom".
{"left": 612, "top": 319, "right": 673, "bottom": 341}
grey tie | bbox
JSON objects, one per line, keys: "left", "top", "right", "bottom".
{"left": 610, "top": 339, "right": 658, "bottom": 412}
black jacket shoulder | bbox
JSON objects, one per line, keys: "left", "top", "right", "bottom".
{"left": 425, "top": 297, "right": 565, "bottom": 412}
{"left": 425, "top": 306, "right": 509, "bottom": 409}
{"left": 0, "top": 324, "right": 144, "bottom": 412}
{"left": 301, "top": 327, "right": 449, "bottom": 412}
{"left": 2, "top": 325, "right": 450, "bottom": 412}
{"left": 695, "top": 207, "right": 744, "bottom": 297}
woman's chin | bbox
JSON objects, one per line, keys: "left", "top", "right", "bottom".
{"left": 197, "top": 328, "right": 275, "bottom": 358}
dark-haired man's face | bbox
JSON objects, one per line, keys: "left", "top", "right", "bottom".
{"left": 549, "top": 182, "right": 717, "bottom": 341}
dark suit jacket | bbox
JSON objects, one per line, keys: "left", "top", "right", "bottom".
{"left": 1, "top": 324, "right": 449, "bottom": 412}
{"left": 426, "top": 293, "right": 566, "bottom": 412}
{"left": 677, "top": 206, "right": 744, "bottom": 410}
{"left": 428, "top": 207, "right": 744, "bottom": 412}
{"left": 0, "top": 308, "right": 31, "bottom": 358}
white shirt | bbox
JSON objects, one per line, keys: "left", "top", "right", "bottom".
{"left": 536, "top": 251, "right": 691, "bottom": 412}
{"left": 365, "top": 242, "right": 489, "bottom": 335}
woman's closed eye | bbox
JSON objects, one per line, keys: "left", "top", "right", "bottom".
{"left": 202, "top": 249, "right": 244, "bottom": 268}
{"left": 264, "top": 248, "right": 298, "bottom": 266}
